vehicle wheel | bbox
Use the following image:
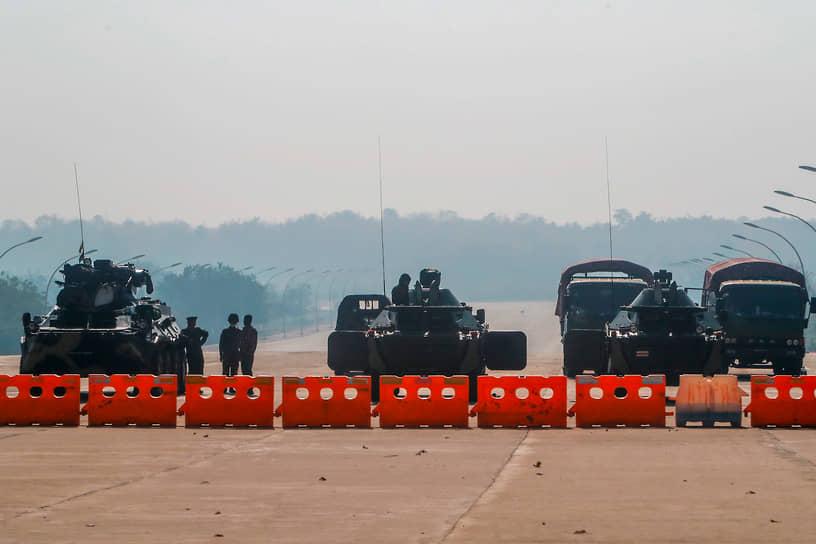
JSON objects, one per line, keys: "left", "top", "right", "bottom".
{"left": 468, "top": 373, "right": 480, "bottom": 403}
{"left": 370, "top": 373, "right": 380, "bottom": 404}
{"left": 562, "top": 349, "right": 578, "bottom": 378}
{"left": 175, "top": 349, "right": 187, "bottom": 395}
{"left": 606, "top": 353, "right": 617, "bottom": 376}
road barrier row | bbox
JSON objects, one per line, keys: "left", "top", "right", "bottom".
{"left": 3, "top": 374, "right": 816, "bottom": 428}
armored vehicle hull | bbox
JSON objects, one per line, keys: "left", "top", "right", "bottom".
{"left": 328, "top": 271, "right": 526, "bottom": 400}
{"left": 20, "top": 259, "right": 187, "bottom": 393}
{"left": 604, "top": 270, "right": 725, "bottom": 385}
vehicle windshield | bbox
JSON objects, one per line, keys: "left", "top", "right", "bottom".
{"left": 723, "top": 284, "right": 804, "bottom": 320}
{"left": 567, "top": 281, "right": 645, "bottom": 321}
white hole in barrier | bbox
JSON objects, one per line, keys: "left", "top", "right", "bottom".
{"left": 765, "top": 387, "right": 779, "bottom": 400}
{"left": 199, "top": 387, "right": 213, "bottom": 399}
{"left": 441, "top": 387, "right": 456, "bottom": 399}
{"left": 53, "top": 386, "right": 66, "bottom": 398}
{"left": 150, "top": 386, "right": 163, "bottom": 398}
{"left": 223, "top": 387, "right": 236, "bottom": 399}
{"left": 539, "top": 388, "right": 554, "bottom": 400}
{"left": 417, "top": 387, "right": 432, "bottom": 399}
{"left": 614, "top": 387, "right": 628, "bottom": 399}
{"left": 5, "top": 386, "right": 19, "bottom": 399}
{"left": 344, "top": 387, "right": 358, "bottom": 400}
{"left": 589, "top": 387, "right": 604, "bottom": 399}
{"left": 491, "top": 387, "right": 505, "bottom": 399}
{"left": 29, "top": 386, "right": 43, "bottom": 398}
{"left": 126, "top": 386, "right": 140, "bottom": 398}
{"left": 320, "top": 387, "right": 334, "bottom": 400}
{"left": 638, "top": 387, "right": 652, "bottom": 399}
{"left": 295, "top": 387, "right": 309, "bottom": 400}
{"left": 247, "top": 387, "right": 261, "bottom": 399}
{"left": 515, "top": 387, "right": 530, "bottom": 400}
{"left": 393, "top": 387, "right": 407, "bottom": 399}
{"left": 102, "top": 386, "right": 116, "bottom": 398}
{"left": 789, "top": 387, "right": 803, "bottom": 400}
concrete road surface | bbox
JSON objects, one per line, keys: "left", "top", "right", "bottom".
{"left": 2, "top": 301, "right": 816, "bottom": 542}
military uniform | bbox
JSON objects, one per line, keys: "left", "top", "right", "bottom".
{"left": 240, "top": 321, "right": 258, "bottom": 376}
{"left": 181, "top": 318, "right": 208, "bottom": 375}
{"left": 219, "top": 325, "right": 242, "bottom": 377}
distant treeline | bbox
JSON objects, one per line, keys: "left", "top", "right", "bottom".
{"left": 2, "top": 209, "right": 816, "bottom": 353}
{"left": 1, "top": 210, "right": 814, "bottom": 301}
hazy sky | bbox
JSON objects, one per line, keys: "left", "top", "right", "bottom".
{"left": 2, "top": 1, "right": 815, "bottom": 226}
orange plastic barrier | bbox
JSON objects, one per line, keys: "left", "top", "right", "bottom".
{"left": 82, "top": 374, "right": 178, "bottom": 427}
{"left": 0, "top": 374, "right": 80, "bottom": 426}
{"left": 674, "top": 375, "right": 746, "bottom": 427}
{"left": 275, "top": 376, "right": 371, "bottom": 428}
{"left": 180, "top": 375, "right": 275, "bottom": 427}
{"left": 744, "top": 375, "right": 816, "bottom": 427}
{"left": 373, "top": 375, "right": 469, "bottom": 428}
{"left": 470, "top": 376, "right": 567, "bottom": 428}
{"left": 568, "top": 375, "right": 667, "bottom": 427}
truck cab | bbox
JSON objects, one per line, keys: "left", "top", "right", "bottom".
{"left": 702, "top": 259, "right": 815, "bottom": 374}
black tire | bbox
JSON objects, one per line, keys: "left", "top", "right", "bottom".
{"left": 562, "top": 348, "right": 579, "bottom": 378}
{"left": 468, "top": 373, "right": 480, "bottom": 403}
{"left": 175, "top": 349, "right": 187, "bottom": 395}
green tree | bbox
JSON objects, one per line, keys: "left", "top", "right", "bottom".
{"left": 0, "top": 274, "right": 42, "bottom": 355}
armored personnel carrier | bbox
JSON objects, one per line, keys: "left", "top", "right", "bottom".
{"left": 20, "top": 258, "right": 187, "bottom": 393}
{"left": 328, "top": 268, "right": 526, "bottom": 399}
{"left": 556, "top": 259, "right": 653, "bottom": 377}
{"left": 605, "top": 269, "right": 724, "bottom": 384}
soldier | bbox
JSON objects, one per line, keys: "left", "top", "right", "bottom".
{"left": 240, "top": 314, "right": 258, "bottom": 376}
{"left": 391, "top": 273, "right": 411, "bottom": 305}
{"left": 219, "top": 313, "right": 242, "bottom": 377}
{"left": 180, "top": 316, "right": 208, "bottom": 375}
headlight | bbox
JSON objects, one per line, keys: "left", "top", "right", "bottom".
{"left": 794, "top": 339, "right": 800, "bottom": 346}
{"left": 787, "top": 339, "right": 793, "bottom": 346}
{"left": 629, "top": 324, "right": 638, "bottom": 334}
{"left": 696, "top": 325, "right": 704, "bottom": 334}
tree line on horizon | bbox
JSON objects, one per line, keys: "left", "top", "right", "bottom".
{"left": 1, "top": 208, "right": 816, "bottom": 353}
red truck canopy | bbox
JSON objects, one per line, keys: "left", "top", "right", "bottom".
{"left": 703, "top": 258, "right": 806, "bottom": 293}
{"left": 555, "top": 259, "right": 653, "bottom": 317}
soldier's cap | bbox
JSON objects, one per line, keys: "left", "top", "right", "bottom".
{"left": 186, "top": 316, "right": 198, "bottom": 321}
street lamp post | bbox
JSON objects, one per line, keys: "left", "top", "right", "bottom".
{"left": 156, "top": 262, "right": 183, "bottom": 273}
{"left": 0, "top": 236, "right": 43, "bottom": 260}
{"left": 730, "top": 235, "right": 780, "bottom": 262}
{"left": 799, "top": 165, "right": 816, "bottom": 173}
{"left": 313, "top": 270, "right": 331, "bottom": 333}
{"left": 744, "top": 222, "right": 805, "bottom": 274}
{"left": 281, "top": 269, "right": 313, "bottom": 338}
{"left": 116, "top": 254, "right": 145, "bottom": 265}
{"left": 775, "top": 190, "right": 816, "bottom": 206}
{"left": 44, "top": 249, "right": 98, "bottom": 311}
{"left": 721, "top": 243, "right": 755, "bottom": 259}
{"left": 763, "top": 205, "right": 816, "bottom": 234}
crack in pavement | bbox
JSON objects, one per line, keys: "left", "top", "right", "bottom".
{"left": 761, "top": 429, "right": 816, "bottom": 475}
{"left": 7, "top": 430, "right": 281, "bottom": 521}
{"left": 438, "top": 429, "right": 530, "bottom": 543}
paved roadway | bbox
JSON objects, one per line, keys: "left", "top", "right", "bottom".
{"left": 1, "top": 301, "right": 816, "bottom": 543}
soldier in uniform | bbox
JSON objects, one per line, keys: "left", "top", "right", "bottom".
{"left": 391, "top": 273, "right": 411, "bottom": 305}
{"left": 219, "top": 313, "right": 242, "bottom": 377}
{"left": 180, "top": 316, "right": 208, "bottom": 375}
{"left": 240, "top": 314, "right": 258, "bottom": 376}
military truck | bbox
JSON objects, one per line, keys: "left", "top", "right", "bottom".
{"left": 327, "top": 268, "right": 526, "bottom": 400}
{"left": 702, "top": 258, "right": 815, "bottom": 375}
{"left": 555, "top": 259, "right": 653, "bottom": 377}
{"left": 606, "top": 269, "right": 724, "bottom": 384}
{"left": 20, "top": 258, "right": 187, "bottom": 393}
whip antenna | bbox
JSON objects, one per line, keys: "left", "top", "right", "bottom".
{"left": 74, "top": 162, "right": 86, "bottom": 261}
{"left": 378, "top": 136, "right": 387, "bottom": 297}
{"left": 605, "top": 137, "right": 613, "bottom": 261}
